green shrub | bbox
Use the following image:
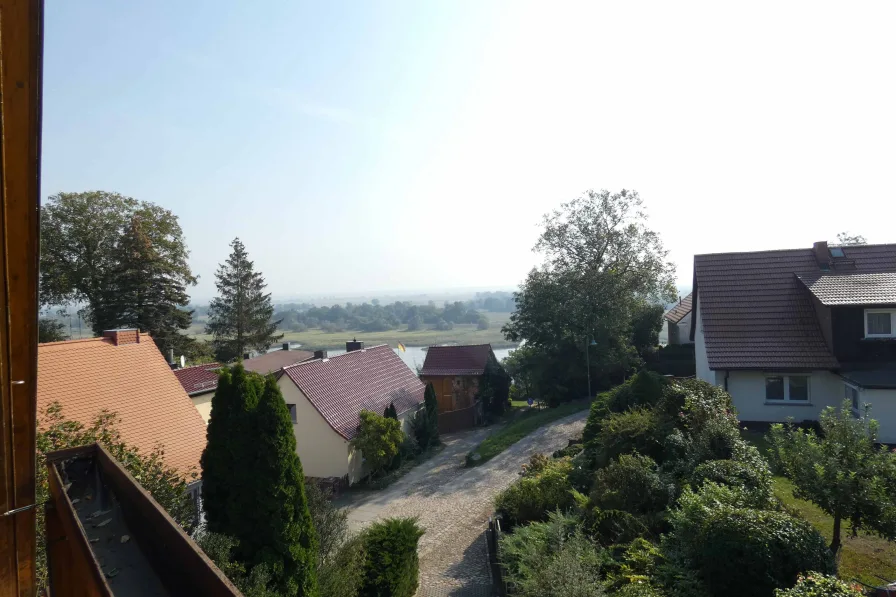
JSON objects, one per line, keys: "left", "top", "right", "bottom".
{"left": 359, "top": 517, "right": 424, "bottom": 597}
{"left": 320, "top": 535, "right": 366, "bottom": 597}
{"left": 596, "top": 408, "right": 663, "bottom": 465}
{"left": 774, "top": 572, "right": 864, "bottom": 597}
{"left": 585, "top": 509, "right": 649, "bottom": 546}
{"left": 690, "top": 459, "right": 774, "bottom": 509}
{"left": 499, "top": 511, "right": 605, "bottom": 597}
{"left": 582, "top": 391, "right": 613, "bottom": 445}
{"left": 664, "top": 484, "right": 835, "bottom": 597}
{"left": 656, "top": 379, "right": 736, "bottom": 433}
{"left": 610, "top": 371, "right": 666, "bottom": 413}
{"left": 553, "top": 441, "right": 584, "bottom": 459}
{"left": 590, "top": 454, "right": 672, "bottom": 516}
{"left": 495, "top": 458, "right": 575, "bottom": 527}
{"left": 604, "top": 537, "right": 665, "bottom": 594}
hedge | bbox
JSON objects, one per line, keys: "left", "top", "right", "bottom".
{"left": 359, "top": 517, "right": 425, "bottom": 597}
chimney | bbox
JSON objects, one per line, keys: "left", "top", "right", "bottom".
{"left": 314, "top": 349, "right": 328, "bottom": 360}
{"left": 102, "top": 329, "right": 140, "bottom": 346}
{"left": 282, "top": 342, "right": 290, "bottom": 351}
{"left": 813, "top": 241, "right": 830, "bottom": 266}
{"left": 346, "top": 339, "right": 364, "bottom": 352}
{"left": 243, "top": 352, "right": 251, "bottom": 360}
{"left": 168, "top": 348, "right": 176, "bottom": 367}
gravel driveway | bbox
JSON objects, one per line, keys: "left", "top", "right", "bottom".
{"left": 337, "top": 409, "right": 589, "bottom": 596}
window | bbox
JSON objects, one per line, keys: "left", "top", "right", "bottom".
{"left": 765, "top": 375, "right": 810, "bottom": 402}
{"left": 865, "top": 309, "right": 895, "bottom": 338}
{"left": 830, "top": 247, "right": 845, "bottom": 258}
{"left": 287, "top": 403, "right": 297, "bottom": 424}
{"left": 845, "top": 384, "right": 860, "bottom": 414}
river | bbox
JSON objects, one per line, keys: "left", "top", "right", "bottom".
{"left": 322, "top": 345, "right": 516, "bottom": 371}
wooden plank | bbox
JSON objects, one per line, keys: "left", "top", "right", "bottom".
{"left": 0, "top": 0, "right": 44, "bottom": 594}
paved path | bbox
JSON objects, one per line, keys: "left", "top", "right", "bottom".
{"left": 336, "top": 409, "right": 589, "bottom": 596}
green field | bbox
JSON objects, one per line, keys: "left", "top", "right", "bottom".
{"left": 187, "top": 312, "right": 517, "bottom": 349}
{"left": 742, "top": 430, "right": 896, "bottom": 586}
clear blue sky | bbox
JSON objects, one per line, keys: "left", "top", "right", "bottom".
{"left": 43, "top": 1, "right": 896, "bottom": 302}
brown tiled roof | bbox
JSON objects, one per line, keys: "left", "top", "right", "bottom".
{"left": 693, "top": 244, "right": 896, "bottom": 370}
{"left": 173, "top": 363, "right": 222, "bottom": 395}
{"left": 281, "top": 344, "right": 424, "bottom": 440}
{"left": 420, "top": 344, "right": 494, "bottom": 376}
{"left": 38, "top": 334, "right": 207, "bottom": 478}
{"left": 798, "top": 272, "right": 896, "bottom": 305}
{"left": 243, "top": 349, "right": 314, "bottom": 374}
{"left": 664, "top": 292, "right": 693, "bottom": 323}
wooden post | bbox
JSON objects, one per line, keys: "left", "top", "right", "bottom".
{"left": 0, "top": 0, "right": 44, "bottom": 595}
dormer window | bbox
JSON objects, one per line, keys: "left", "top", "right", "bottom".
{"left": 865, "top": 309, "right": 896, "bottom": 338}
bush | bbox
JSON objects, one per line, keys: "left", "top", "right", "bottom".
{"left": 499, "top": 511, "right": 605, "bottom": 597}
{"left": 359, "top": 517, "right": 424, "bottom": 597}
{"left": 352, "top": 410, "right": 404, "bottom": 477}
{"left": 582, "top": 391, "right": 613, "bottom": 445}
{"left": 664, "top": 484, "right": 835, "bottom": 597}
{"left": 596, "top": 408, "right": 663, "bottom": 465}
{"left": 590, "top": 454, "right": 672, "bottom": 517}
{"left": 690, "top": 459, "right": 774, "bottom": 509}
{"left": 610, "top": 371, "right": 666, "bottom": 413}
{"left": 495, "top": 458, "right": 575, "bottom": 527}
{"left": 320, "top": 535, "right": 366, "bottom": 597}
{"left": 774, "top": 572, "right": 864, "bottom": 597}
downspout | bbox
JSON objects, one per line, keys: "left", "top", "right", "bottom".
{"left": 724, "top": 370, "right": 730, "bottom": 392}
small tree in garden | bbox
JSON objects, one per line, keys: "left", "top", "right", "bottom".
{"left": 353, "top": 410, "right": 404, "bottom": 477}
{"left": 768, "top": 400, "right": 896, "bottom": 556}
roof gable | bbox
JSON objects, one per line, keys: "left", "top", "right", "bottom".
{"left": 798, "top": 272, "right": 896, "bottom": 305}
{"left": 694, "top": 243, "right": 896, "bottom": 370}
{"left": 281, "top": 344, "right": 425, "bottom": 440}
{"left": 38, "top": 335, "right": 207, "bottom": 477}
{"left": 664, "top": 293, "right": 693, "bottom": 323}
{"left": 420, "top": 344, "right": 494, "bottom": 376}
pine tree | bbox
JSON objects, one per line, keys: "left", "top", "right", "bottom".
{"left": 201, "top": 364, "right": 264, "bottom": 534}
{"left": 95, "top": 216, "right": 193, "bottom": 354}
{"left": 206, "top": 238, "right": 282, "bottom": 362}
{"left": 384, "top": 402, "right": 398, "bottom": 420}
{"left": 244, "top": 376, "right": 318, "bottom": 597}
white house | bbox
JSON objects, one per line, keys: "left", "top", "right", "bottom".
{"left": 276, "top": 342, "right": 424, "bottom": 485}
{"left": 692, "top": 241, "right": 896, "bottom": 443}
{"left": 663, "top": 293, "right": 693, "bottom": 345}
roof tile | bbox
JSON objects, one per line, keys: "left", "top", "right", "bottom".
{"left": 173, "top": 363, "right": 222, "bottom": 395}
{"left": 420, "top": 344, "right": 494, "bottom": 376}
{"left": 664, "top": 292, "right": 693, "bottom": 323}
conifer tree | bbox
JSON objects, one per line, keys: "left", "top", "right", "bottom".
{"left": 206, "top": 238, "right": 282, "bottom": 362}
{"left": 424, "top": 382, "right": 439, "bottom": 443}
{"left": 384, "top": 402, "right": 398, "bottom": 420}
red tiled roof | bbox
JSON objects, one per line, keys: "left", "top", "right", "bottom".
{"left": 281, "top": 344, "right": 424, "bottom": 440}
{"left": 173, "top": 363, "right": 222, "bottom": 395}
{"left": 243, "top": 349, "right": 314, "bottom": 374}
{"left": 38, "top": 334, "right": 207, "bottom": 478}
{"left": 664, "top": 292, "right": 693, "bottom": 323}
{"left": 694, "top": 244, "right": 896, "bottom": 370}
{"left": 798, "top": 272, "right": 896, "bottom": 305}
{"left": 420, "top": 344, "right": 494, "bottom": 376}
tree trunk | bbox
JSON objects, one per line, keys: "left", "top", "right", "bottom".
{"left": 830, "top": 513, "right": 842, "bottom": 557}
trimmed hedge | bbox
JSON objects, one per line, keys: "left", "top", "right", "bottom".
{"left": 359, "top": 517, "right": 424, "bottom": 597}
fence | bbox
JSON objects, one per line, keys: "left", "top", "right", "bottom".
{"left": 485, "top": 515, "right": 507, "bottom": 596}
{"left": 438, "top": 401, "right": 482, "bottom": 434}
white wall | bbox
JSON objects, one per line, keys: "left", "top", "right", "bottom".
{"left": 677, "top": 312, "right": 693, "bottom": 345}
{"left": 695, "top": 292, "right": 714, "bottom": 383}
{"left": 278, "top": 378, "right": 352, "bottom": 481}
{"left": 862, "top": 388, "right": 896, "bottom": 444}
{"left": 726, "top": 370, "right": 844, "bottom": 424}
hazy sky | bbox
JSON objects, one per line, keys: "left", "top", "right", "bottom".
{"left": 42, "top": 1, "right": 896, "bottom": 302}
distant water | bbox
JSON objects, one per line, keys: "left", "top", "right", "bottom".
{"left": 322, "top": 345, "right": 515, "bottom": 371}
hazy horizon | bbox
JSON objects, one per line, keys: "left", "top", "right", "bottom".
{"left": 42, "top": 1, "right": 896, "bottom": 302}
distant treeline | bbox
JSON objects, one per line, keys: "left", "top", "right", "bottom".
{"left": 267, "top": 291, "right": 516, "bottom": 333}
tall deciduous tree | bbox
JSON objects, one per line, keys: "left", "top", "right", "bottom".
{"left": 503, "top": 189, "right": 676, "bottom": 401}
{"left": 40, "top": 191, "right": 196, "bottom": 348}
{"left": 768, "top": 400, "right": 896, "bottom": 555}
{"left": 94, "top": 216, "right": 193, "bottom": 353}
{"left": 206, "top": 238, "right": 282, "bottom": 362}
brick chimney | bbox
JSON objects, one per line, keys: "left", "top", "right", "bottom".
{"left": 813, "top": 241, "right": 830, "bottom": 266}
{"left": 103, "top": 329, "right": 140, "bottom": 346}
{"left": 346, "top": 339, "right": 364, "bottom": 352}
{"left": 314, "top": 350, "right": 328, "bottom": 360}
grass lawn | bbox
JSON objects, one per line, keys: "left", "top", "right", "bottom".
{"left": 742, "top": 430, "right": 896, "bottom": 586}
{"left": 466, "top": 399, "right": 592, "bottom": 467}
{"left": 186, "top": 313, "right": 518, "bottom": 350}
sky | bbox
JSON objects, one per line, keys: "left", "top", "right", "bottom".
{"left": 42, "top": 1, "right": 896, "bottom": 303}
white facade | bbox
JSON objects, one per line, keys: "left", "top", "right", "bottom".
{"left": 694, "top": 291, "right": 896, "bottom": 443}
{"left": 666, "top": 312, "right": 693, "bottom": 345}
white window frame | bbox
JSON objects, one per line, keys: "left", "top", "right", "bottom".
{"left": 764, "top": 374, "right": 811, "bottom": 403}
{"left": 864, "top": 309, "right": 896, "bottom": 338}
{"left": 844, "top": 382, "right": 861, "bottom": 416}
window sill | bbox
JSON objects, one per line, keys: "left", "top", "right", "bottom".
{"left": 861, "top": 336, "right": 896, "bottom": 341}
{"left": 764, "top": 401, "right": 813, "bottom": 406}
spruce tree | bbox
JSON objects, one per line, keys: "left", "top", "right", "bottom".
{"left": 206, "top": 238, "right": 282, "bottom": 362}
{"left": 95, "top": 216, "right": 193, "bottom": 354}
{"left": 244, "top": 376, "right": 318, "bottom": 597}
{"left": 200, "top": 364, "right": 264, "bottom": 533}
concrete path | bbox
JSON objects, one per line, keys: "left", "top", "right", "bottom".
{"left": 336, "top": 409, "right": 589, "bottom": 596}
